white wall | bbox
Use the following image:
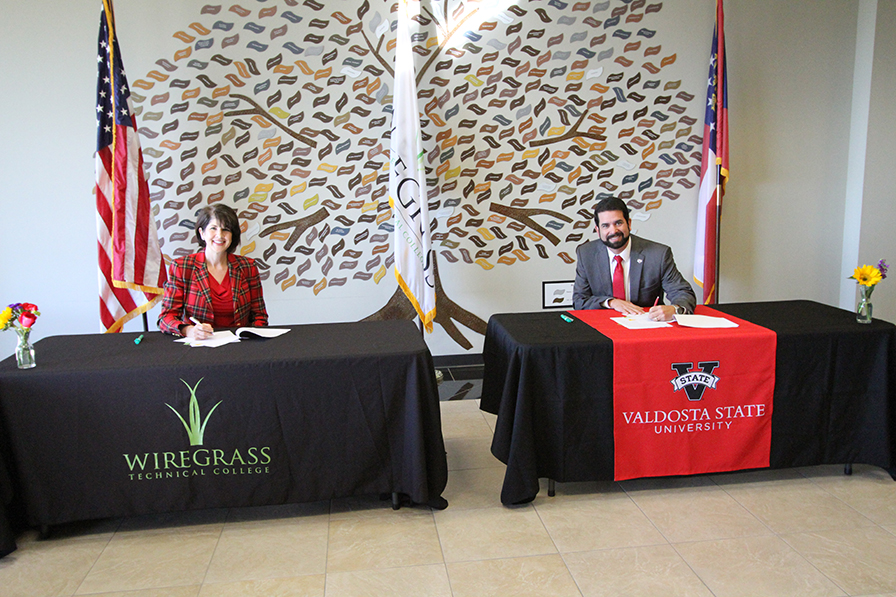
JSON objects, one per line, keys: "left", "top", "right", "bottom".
{"left": 1, "top": 2, "right": 100, "bottom": 357}
{"left": 722, "top": 0, "right": 858, "bottom": 304}
{"left": 2, "top": 0, "right": 894, "bottom": 362}
{"left": 860, "top": 0, "right": 896, "bottom": 321}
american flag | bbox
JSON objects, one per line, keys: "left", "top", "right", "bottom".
{"left": 693, "top": 0, "right": 729, "bottom": 304}
{"left": 95, "top": 0, "right": 166, "bottom": 332}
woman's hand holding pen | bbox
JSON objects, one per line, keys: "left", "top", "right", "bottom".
{"left": 184, "top": 316, "right": 214, "bottom": 340}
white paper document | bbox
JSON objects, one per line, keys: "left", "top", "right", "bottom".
{"left": 611, "top": 314, "right": 672, "bottom": 329}
{"left": 176, "top": 328, "right": 290, "bottom": 347}
{"left": 176, "top": 330, "right": 239, "bottom": 347}
{"left": 674, "top": 314, "right": 739, "bottom": 328}
{"left": 236, "top": 327, "right": 290, "bottom": 339}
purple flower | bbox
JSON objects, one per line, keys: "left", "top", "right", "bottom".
{"left": 878, "top": 259, "right": 889, "bottom": 280}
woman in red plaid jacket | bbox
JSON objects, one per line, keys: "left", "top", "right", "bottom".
{"left": 158, "top": 205, "right": 268, "bottom": 339}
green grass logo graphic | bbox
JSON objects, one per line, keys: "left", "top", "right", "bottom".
{"left": 166, "top": 378, "right": 222, "bottom": 446}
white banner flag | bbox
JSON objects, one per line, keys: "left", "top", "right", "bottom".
{"left": 390, "top": 1, "right": 436, "bottom": 332}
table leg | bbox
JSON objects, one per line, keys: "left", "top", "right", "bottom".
{"left": 391, "top": 492, "right": 400, "bottom": 510}
{"left": 844, "top": 463, "right": 852, "bottom": 476}
{"left": 548, "top": 479, "right": 555, "bottom": 497}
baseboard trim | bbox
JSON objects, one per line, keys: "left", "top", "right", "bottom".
{"left": 433, "top": 353, "right": 484, "bottom": 368}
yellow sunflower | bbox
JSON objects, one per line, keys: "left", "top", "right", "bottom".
{"left": 851, "top": 265, "right": 883, "bottom": 287}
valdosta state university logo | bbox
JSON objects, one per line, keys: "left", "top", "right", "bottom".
{"left": 122, "top": 378, "right": 273, "bottom": 481}
{"left": 621, "top": 359, "right": 768, "bottom": 436}
{"left": 670, "top": 361, "right": 720, "bottom": 401}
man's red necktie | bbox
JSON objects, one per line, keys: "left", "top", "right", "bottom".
{"left": 613, "top": 255, "right": 625, "bottom": 300}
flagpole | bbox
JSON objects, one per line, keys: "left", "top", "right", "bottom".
{"left": 694, "top": 0, "right": 726, "bottom": 306}
{"left": 713, "top": 0, "right": 725, "bottom": 305}
{"left": 715, "top": 163, "right": 722, "bottom": 304}
{"left": 96, "top": 0, "right": 167, "bottom": 332}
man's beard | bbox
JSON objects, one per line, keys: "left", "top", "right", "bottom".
{"left": 601, "top": 231, "right": 629, "bottom": 250}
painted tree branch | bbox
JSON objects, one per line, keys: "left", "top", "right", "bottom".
{"left": 357, "top": 3, "right": 482, "bottom": 86}
{"left": 489, "top": 202, "right": 573, "bottom": 247}
{"left": 420, "top": 5, "right": 448, "bottom": 42}
{"left": 259, "top": 208, "right": 329, "bottom": 251}
{"left": 529, "top": 110, "right": 606, "bottom": 147}
{"left": 431, "top": 255, "right": 487, "bottom": 350}
{"left": 415, "top": 6, "right": 483, "bottom": 87}
{"left": 362, "top": 255, "right": 486, "bottom": 350}
{"left": 225, "top": 94, "right": 317, "bottom": 148}
{"left": 359, "top": 29, "right": 394, "bottom": 78}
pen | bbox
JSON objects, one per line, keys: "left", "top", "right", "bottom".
{"left": 653, "top": 297, "right": 659, "bottom": 307}
{"left": 134, "top": 334, "right": 144, "bottom": 345}
{"left": 560, "top": 314, "right": 574, "bottom": 323}
{"left": 189, "top": 316, "right": 202, "bottom": 326}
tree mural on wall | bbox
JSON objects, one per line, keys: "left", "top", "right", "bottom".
{"left": 133, "top": 0, "right": 702, "bottom": 349}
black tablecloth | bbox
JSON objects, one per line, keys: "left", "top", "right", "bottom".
{"left": 0, "top": 320, "right": 447, "bottom": 547}
{"left": 0, "top": 446, "right": 15, "bottom": 557}
{"left": 481, "top": 300, "right": 896, "bottom": 504}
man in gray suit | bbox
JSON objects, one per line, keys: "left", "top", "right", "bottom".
{"left": 573, "top": 197, "right": 696, "bottom": 321}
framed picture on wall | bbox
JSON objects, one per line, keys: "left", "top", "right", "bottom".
{"left": 542, "top": 281, "right": 574, "bottom": 309}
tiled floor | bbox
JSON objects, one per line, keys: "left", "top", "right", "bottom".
{"left": 3, "top": 399, "right": 896, "bottom": 596}
{"left": 436, "top": 365, "right": 483, "bottom": 401}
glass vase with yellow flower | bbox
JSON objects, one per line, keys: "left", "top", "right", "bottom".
{"left": 849, "top": 260, "right": 888, "bottom": 324}
{"left": 1, "top": 302, "right": 41, "bottom": 369}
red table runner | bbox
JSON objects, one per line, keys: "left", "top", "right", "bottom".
{"left": 570, "top": 306, "right": 777, "bottom": 480}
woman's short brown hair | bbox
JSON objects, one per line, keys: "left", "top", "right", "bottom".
{"left": 195, "top": 204, "right": 241, "bottom": 252}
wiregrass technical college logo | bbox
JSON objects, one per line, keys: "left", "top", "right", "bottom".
{"left": 123, "top": 378, "right": 273, "bottom": 481}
